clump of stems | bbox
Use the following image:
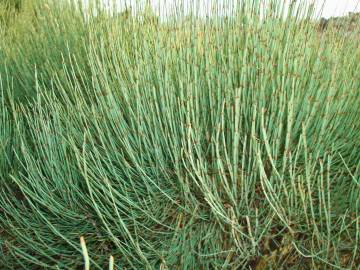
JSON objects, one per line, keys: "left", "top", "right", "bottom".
{"left": 0, "top": 0, "right": 359, "bottom": 269}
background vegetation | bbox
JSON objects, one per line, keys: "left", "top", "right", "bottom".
{"left": 0, "top": 0, "right": 359, "bottom": 269}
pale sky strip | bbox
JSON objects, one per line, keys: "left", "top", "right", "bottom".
{"left": 82, "top": 0, "right": 360, "bottom": 19}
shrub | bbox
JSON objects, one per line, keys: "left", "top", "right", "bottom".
{"left": 0, "top": 0, "right": 359, "bottom": 269}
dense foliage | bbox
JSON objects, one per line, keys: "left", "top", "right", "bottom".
{"left": 0, "top": 0, "right": 359, "bottom": 269}
{"left": 320, "top": 11, "right": 360, "bottom": 32}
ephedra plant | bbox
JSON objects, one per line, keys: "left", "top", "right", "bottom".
{"left": 0, "top": 0, "right": 359, "bottom": 269}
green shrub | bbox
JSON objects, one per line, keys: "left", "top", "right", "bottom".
{"left": 0, "top": 1, "right": 359, "bottom": 269}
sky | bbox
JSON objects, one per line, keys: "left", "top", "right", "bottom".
{"left": 319, "top": 0, "right": 360, "bottom": 18}
{"left": 90, "top": 0, "right": 360, "bottom": 19}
